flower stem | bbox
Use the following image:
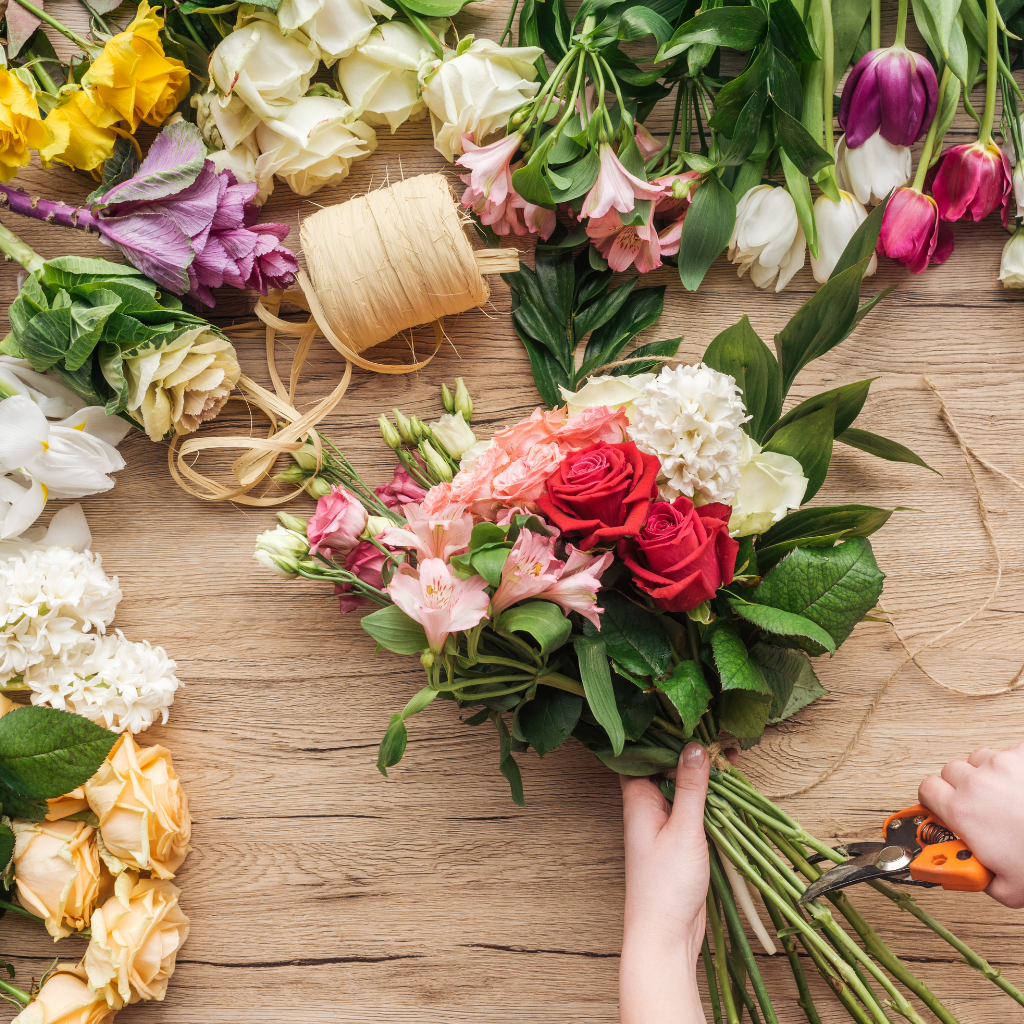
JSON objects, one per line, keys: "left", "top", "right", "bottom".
{"left": 757, "top": 879, "right": 823, "bottom": 1024}
{"left": 0, "top": 979, "right": 30, "bottom": 1006}
{"left": 533, "top": 671, "right": 585, "bottom": 697}
{"left": 0, "top": 184, "right": 102, "bottom": 234}
{"left": 821, "top": 0, "right": 835, "bottom": 157}
{"left": 650, "top": 714, "right": 689, "bottom": 740}
{"left": 701, "top": 935, "right": 725, "bottom": 1024}
{"left": 979, "top": 0, "right": 999, "bottom": 145}
{"left": 0, "top": 899, "right": 43, "bottom": 924}
{"left": 390, "top": 0, "right": 443, "bottom": 58}
{"left": 893, "top": 0, "right": 909, "bottom": 48}
{"left": 911, "top": 65, "right": 952, "bottom": 189}
{"left": 707, "top": 890, "right": 741, "bottom": 1024}
{"left": 10, "top": 0, "right": 99, "bottom": 55}
{"left": 498, "top": 0, "right": 519, "bottom": 45}
{"left": 870, "top": 0, "right": 881, "bottom": 49}
{"left": 0, "top": 222, "right": 43, "bottom": 273}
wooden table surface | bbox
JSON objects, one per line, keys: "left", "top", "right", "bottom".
{"left": 2, "top": 2, "right": 1024, "bottom": 1020}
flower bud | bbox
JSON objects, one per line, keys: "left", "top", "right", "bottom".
{"left": 440, "top": 382, "right": 455, "bottom": 414}
{"left": 454, "top": 377, "right": 473, "bottom": 421}
{"left": 305, "top": 476, "right": 333, "bottom": 498}
{"left": 429, "top": 411, "right": 477, "bottom": 460}
{"left": 379, "top": 414, "right": 402, "bottom": 450}
{"left": 420, "top": 651, "right": 435, "bottom": 670}
{"left": 291, "top": 440, "right": 320, "bottom": 471}
{"left": 255, "top": 525, "right": 310, "bottom": 577}
{"left": 392, "top": 408, "right": 415, "bottom": 444}
{"left": 363, "top": 515, "right": 392, "bottom": 539}
{"left": 420, "top": 439, "right": 454, "bottom": 483}
{"left": 276, "top": 511, "right": 308, "bottom": 533}
{"left": 409, "top": 415, "right": 429, "bottom": 442}
{"left": 686, "top": 601, "right": 713, "bottom": 624}
{"left": 273, "top": 463, "right": 312, "bottom": 484}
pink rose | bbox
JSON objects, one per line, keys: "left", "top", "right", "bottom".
{"left": 492, "top": 441, "right": 565, "bottom": 505}
{"left": 335, "top": 541, "right": 388, "bottom": 614}
{"left": 448, "top": 444, "right": 512, "bottom": 517}
{"left": 420, "top": 483, "right": 454, "bottom": 516}
{"left": 553, "top": 405, "right": 630, "bottom": 450}
{"left": 375, "top": 460, "right": 428, "bottom": 511}
{"left": 492, "top": 407, "right": 567, "bottom": 458}
{"left": 307, "top": 485, "right": 367, "bottom": 557}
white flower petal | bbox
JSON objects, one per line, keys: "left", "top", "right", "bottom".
{"left": 0, "top": 396, "right": 50, "bottom": 469}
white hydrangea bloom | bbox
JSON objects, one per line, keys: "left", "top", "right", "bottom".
{"left": 0, "top": 547, "right": 121, "bottom": 683}
{"left": 25, "top": 630, "right": 180, "bottom": 735}
{"left": 629, "top": 364, "right": 750, "bottom": 503}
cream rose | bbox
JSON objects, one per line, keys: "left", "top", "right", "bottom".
{"left": 84, "top": 734, "right": 191, "bottom": 880}
{"left": 278, "top": 0, "right": 395, "bottom": 64}
{"left": 12, "top": 819, "right": 102, "bottom": 938}
{"left": 85, "top": 873, "right": 190, "bottom": 1007}
{"left": 558, "top": 373, "right": 656, "bottom": 420}
{"left": 11, "top": 968, "right": 115, "bottom": 1024}
{"left": 124, "top": 328, "right": 241, "bottom": 442}
{"left": 728, "top": 435, "right": 809, "bottom": 538}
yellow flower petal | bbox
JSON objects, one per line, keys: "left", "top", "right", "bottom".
{"left": 40, "top": 88, "right": 118, "bottom": 173}
{"left": 0, "top": 69, "right": 52, "bottom": 181}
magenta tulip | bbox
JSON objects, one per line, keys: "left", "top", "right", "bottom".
{"left": 876, "top": 188, "right": 953, "bottom": 273}
{"left": 839, "top": 47, "right": 938, "bottom": 148}
{"left": 931, "top": 141, "right": 1012, "bottom": 224}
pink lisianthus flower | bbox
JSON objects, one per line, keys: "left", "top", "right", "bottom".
{"left": 375, "top": 459, "right": 428, "bottom": 511}
{"left": 930, "top": 140, "right": 1012, "bottom": 225}
{"left": 457, "top": 131, "right": 523, "bottom": 206}
{"left": 553, "top": 405, "right": 631, "bottom": 449}
{"left": 537, "top": 545, "right": 613, "bottom": 628}
{"left": 581, "top": 144, "right": 664, "bottom": 220}
{"left": 586, "top": 208, "right": 664, "bottom": 273}
{"left": 335, "top": 541, "right": 388, "bottom": 614}
{"left": 387, "top": 558, "right": 491, "bottom": 653}
{"left": 380, "top": 503, "right": 474, "bottom": 562}
{"left": 876, "top": 187, "right": 954, "bottom": 273}
{"left": 307, "top": 485, "right": 368, "bottom": 557}
{"left": 492, "top": 441, "right": 566, "bottom": 505}
{"left": 489, "top": 528, "right": 563, "bottom": 615}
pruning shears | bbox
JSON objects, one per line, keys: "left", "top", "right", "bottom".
{"left": 798, "top": 804, "right": 993, "bottom": 905}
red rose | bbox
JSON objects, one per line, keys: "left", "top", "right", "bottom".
{"left": 619, "top": 497, "right": 739, "bottom": 612}
{"left": 537, "top": 440, "right": 660, "bottom": 550}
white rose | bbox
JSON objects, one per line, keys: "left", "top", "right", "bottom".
{"left": 206, "top": 134, "right": 274, "bottom": 204}
{"left": 279, "top": 0, "right": 395, "bottom": 65}
{"left": 334, "top": 20, "right": 439, "bottom": 131}
{"left": 558, "top": 373, "right": 656, "bottom": 420}
{"left": 728, "top": 435, "right": 808, "bottom": 538}
{"left": 254, "top": 95, "right": 377, "bottom": 196}
{"left": 808, "top": 191, "right": 878, "bottom": 284}
{"left": 429, "top": 412, "right": 476, "bottom": 459}
{"left": 420, "top": 39, "right": 544, "bottom": 161}
{"left": 208, "top": 19, "right": 317, "bottom": 146}
{"left": 836, "top": 132, "right": 912, "bottom": 206}
{"left": 999, "top": 227, "right": 1024, "bottom": 287}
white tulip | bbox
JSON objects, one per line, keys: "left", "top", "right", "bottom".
{"left": 1013, "top": 161, "right": 1024, "bottom": 209}
{"left": 558, "top": 373, "right": 656, "bottom": 420}
{"left": 999, "top": 226, "right": 1024, "bottom": 287}
{"left": 279, "top": 0, "right": 395, "bottom": 65}
{"left": 254, "top": 95, "right": 377, "bottom": 196}
{"left": 729, "top": 184, "right": 806, "bottom": 292}
{"left": 809, "top": 190, "right": 878, "bottom": 284}
{"left": 0, "top": 396, "right": 128, "bottom": 540}
{"left": 728, "top": 435, "right": 808, "bottom": 538}
{"left": 836, "top": 132, "right": 912, "bottom": 206}
{"left": 420, "top": 38, "right": 544, "bottom": 161}
{"left": 0, "top": 357, "right": 83, "bottom": 419}
{"left": 334, "top": 20, "right": 439, "bottom": 131}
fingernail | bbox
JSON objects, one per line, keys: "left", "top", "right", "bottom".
{"left": 682, "top": 742, "right": 707, "bottom": 768}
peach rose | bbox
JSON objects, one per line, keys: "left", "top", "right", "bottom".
{"left": 492, "top": 407, "right": 566, "bottom": 458}
{"left": 11, "top": 968, "right": 115, "bottom": 1024}
{"left": 85, "top": 873, "right": 189, "bottom": 1007}
{"left": 492, "top": 441, "right": 566, "bottom": 505}
{"left": 84, "top": 734, "right": 191, "bottom": 880}
{"left": 448, "top": 443, "right": 513, "bottom": 517}
{"left": 419, "top": 482, "right": 453, "bottom": 516}
{"left": 13, "top": 819, "right": 103, "bottom": 938}
{"left": 553, "top": 404, "right": 630, "bottom": 450}
{"left": 46, "top": 788, "right": 90, "bottom": 822}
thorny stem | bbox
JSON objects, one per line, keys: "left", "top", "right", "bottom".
{"left": 979, "top": 0, "right": 999, "bottom": 144}
{"left": 911, "top": 66, "right": 952, "bottom": 189}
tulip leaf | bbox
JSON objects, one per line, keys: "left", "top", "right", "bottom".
{"left": 719, "top": 689, "right": 773, "bottom": 747}
{"left": 762, "top": 378, "right": 875, "bottom": 444}
{"left": 678, "top": 173, "right": 737, "bottom": 291}
{"left": 703, "top": 315, "right": 783, "bottom": 442}
{"left": 780, "top": 150, "right": 818, "bottom": 258}
{"left": 574, "top": 637, "right": 626, "bottom": 756}
{"left": 361, "top": 604, "right": 430, "bottom": 655}
{"left": 751, "top": 643, "right": 827, "bottom": 722}
{"left": 708, "top": 44, "right": 771, "bottom": 135}
{"left": 831, "top": 198, "right": 887, "bottom": 279}
{"left": 0, "top": 707, "right": 117, "bottom": 798}
{"left": 497, "top": 601, "right": 572, "bottom": 657}
{"left": 837, "top": 428, "right": 939, "bottom": 473}
{"left": 581, "top": 590, "right": 673, "bottom": 677}
{"left": 912, "top": 0, "right": 958, "bottom": 58}
{"left": 763, "top": 397, "right": 837, "bottom": 502}
{"left": 516, "top": 687, "right": 582, "bottom": 756}
{"left": 710, "top": 625, "right": 773, "bottom": 694}
{"left": 774, "top": 103, "right": 834, "bottom": 177}
{"left": 658, "top": 7, "right": 768, "bottom": 62}
{"left": 718, "top": 86, "right": 768, "bottom": 167}
{"left": 768, "top": 45, "right": 803, "bottom": 118}
{"left": 396, "top": 0, "right": 464, "bottom": 15}
{"left": 657, "top": 661, "right": 712, "bottom": 733}
{"left": 729, "top": 599, "right": 837, "bottom": 656}
{"left": 770, "top": 0, "right": 820, "bottom": 63}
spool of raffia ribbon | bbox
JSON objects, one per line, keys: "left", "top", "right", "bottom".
{"left": 168, "top": 173, "right": 520, "bottom": 506}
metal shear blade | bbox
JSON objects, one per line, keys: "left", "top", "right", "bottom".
{"left": 798, "top": 843, "right": 915, "bottom": 904}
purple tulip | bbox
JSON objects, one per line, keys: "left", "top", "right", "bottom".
{"left": 839, "top": 47, "right": 938, "bottom": 148}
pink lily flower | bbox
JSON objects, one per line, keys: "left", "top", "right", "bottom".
{"left": 930, "top": 141, "right": 1012, "bottom": 225}
{"left": 380, "top": 503, "right": 474, "bottom": 562}
{"left": 388, "top": 558, "right": 491, "bottom": 653}
{"left": 876, "top": 187, "right": 953, "bottom": 273}
{"left": 490, "top": 529, "right": 562, "bottom": 615}
{"left": 581, "top": 144, "right": 664, "bottom": 220}
{"left": 457, "top": 131, "right": 523, "bottom": 206}
{"left": 585, "top": 209, "right": 663, "bottom": 273}
{"left": 536, "top": 545, "right": 613, "bottom": 629}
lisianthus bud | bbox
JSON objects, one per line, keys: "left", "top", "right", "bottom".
{"left": 808, "top": 192, "right": 878, "bottom": 283}
{"left": 454, "top": 377, "right": 473, "bottom": 421}
{"left": 440, "top": 382, "right": 455, "bottom": 414}
{"left": 409, "top": 415, "right": 429, "bottom": 442}
{"left": 999, "top": 226, "right": 1024, "bottom": 287}
{"left": 273, "top": 463, "right": 312, "bottom": 484}
{"left": 277, "top": 511, "right": 308, "bottom": 533}
{"left": 305, "top": 476, "right": 333, "bottom": 498}
{"left": 393, "top": 408, "right": 415, "bottom": 444}
{"left": 931, "top": 141, "right": 1012, "bottom": 224}
{"left": 307, "top": 485, "right": 368, "bottom": 557}
{"left": 838, "top": 45, "right": 938, "bottom": 148}
{"left": 379, "top": 414, "right": 402, "bottom": 450}
{"left": 291, "top": 440, "right": 319, "bottom": 471}
{"left": 10, "top": 969, "right": 113, "bottom": 1024}
{"left": 364, "top": 515, "right": 392, "bottom": 539}
{"left": 836, "top": 132, "right": 912, "bottom": 206}
{"left": 430, "top": 412, "right": 477, "bottom": 460}
{"left": 420, "top": 439, "right": 454, "bottom": 482}
{"left": 877, "top": 187, "right": 953, "bottom": 273}
{"left": 255, "top": 525, "right": 310, "bottom": 576}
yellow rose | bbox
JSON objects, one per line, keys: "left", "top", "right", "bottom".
{"left": 85, "top": 873, "right": 189, "bottom": 1007}
{"left": 85, "top": 1, "right": 189, "bottom": 131}
{"left": 40, "top": 88, "right": 119, "bottom": 173}
{"left": 84, "top": 734, "right": 191, "bottom": 880}
{"left": 46, "top": 787, "right": 91, "bottom": 822}
{"left": 11, "top": 968, "right": 115, "bottom": 1024}
{"left": 12, "top": 819, "right": 103, "bottom": 939}
{"left": 0, "top": 69, "right": 51, "bottom": 181}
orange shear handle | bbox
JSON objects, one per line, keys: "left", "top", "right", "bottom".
{"left": 883, "top": 804, "right": 993, "bottom": 892}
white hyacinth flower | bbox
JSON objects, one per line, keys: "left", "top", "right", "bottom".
{"left": 808, "top": 191, "right": 878, "bottom": 284}
{"left": 729, "top": 185, "right": 806, "bottom": 292}
{"left": 628, "top": 364, "right": 750, "bottom": 504}
{"left": 25, "top": 630, "right": 180, "bottom": 734}
{"left": 836, "top": 132, "right": 912, "bottom": 206}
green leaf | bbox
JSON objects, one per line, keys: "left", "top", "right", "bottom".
{"left": 18, "top": 307, "right": 73, "bottom": 370}
{"left": 710, "top": 626, "right": 772, "bottom": 694}
{"left": 511, "top": 158, "right": 555, "bottom": 207}
{"left": 703, "top": 315, "right": 783, "bottom": 442}
{"left": 0, "top": 707, "right": 117, "bottom": 798}
{"left": 615, "top": 678, "right": 659, "bottom": 741}
{"left": 592, "top": 743, "right": 680, "bottom": 776}
{"left": 717, "top": 87, "right": 767, "bottom": 168}
{"left": 504, "top": 264, "right": 571, "bottom": 371}
{"left": 546, "top": 147, "right": 601, "bottom": 202}
{"left": 573, "top": 278, "right": 637, "bottom": 342}
{"left": 756, "top": 504, "right": 895, "bottom": 570}
{"left": 514, "top": 326, "right": 569, "bottom": 408}
{"left": 497, "top": 601, "right": 572, "bottom": 657}
{"left": 838, "top": 428, "right": 938, "bottom": 473}
{"left": 400, "top": 0, "right": 464, "bottom": 15}
{"left": 618, "top": 6, "right": 673, "bottom": 43}
{"left": 361, "top": 604, "right": 430, "bottom": 655}
{"left": 376, "top": 686, "right": 438, "bottom": 775}
{"left": 581, "top": 591, "right": 673, "bottom": 677}
{"left": 763, "top": 397, "right": 836, "bottom": 502}
{"left": 658, "top": 661, "right": 712, "bottom": 732}
{"left": 533, "top": 243, "right": 576, "bottom": 325}
{"left": 657, "top": 6, "right": 767, "bottom": 61}
{"left": 768, "top": 44, "right": 803, "bottom": 117}
{"left": 830, "top": 0, "right": 872, "bottom": 90}
{"left": 678, "top": 174, "right": 737, "bottom": 292}
{"left": 579, "top": 286, "right": 666, "bottom": 376}
{"left": 610, "top": 336, "right": 682, "bottom": 376}
{"left": 774, "top": 103, "right": 834, "bottom": 177}
{"left": 781, "top": 149, "right": 817, "bottom": 258}
{"left": 517, "top": 687, "right": 583, "bottom": 756}
{"left": 709, "top": 45, "right": 771, "bottom": 135}
{"left": 914, "top": 0, "right": 958, "bottom": 57}
{"left": 0, "top": 822, "right": 13, "bottom": 873}
{"left": 491, "top": 712, "right": 525, "bottom": 806}
{"left": 762, "top": 378, "right": 875, "bottom": 444}
{"left": 574, "top": 636, "right": 625, "bottom": 756}
{"left": 751, "top": 538, "right": 885, "bottom": 650}
{"left": 729, "top": 599, "right": 836, "bottom": 656}
{"left": 750, "top": 643, "right": 827, "bottom": 722}
{"left": 831, "top": 198, "right": 887, "bottom": 279}
{"left": 0, "top": 786, "right": 47, "bottom": 822}
{"left": 719, "top": 689, "right": 773, "bottom": 746}
{"left": 770, "top": 0, "right": 819, "bottom": 62}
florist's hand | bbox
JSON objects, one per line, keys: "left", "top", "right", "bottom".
{"left": 619, "top": 742, "right": 734, "bottom": 1024}
{"left": 919, "top": 742, "right": 1024, "bottom": 908}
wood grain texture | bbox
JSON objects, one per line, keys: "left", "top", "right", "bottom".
{"left": 2, "top": 1, "right": 1024, "bottom": 1020}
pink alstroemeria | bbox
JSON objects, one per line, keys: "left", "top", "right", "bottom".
{"left": 380, "top": 503, "right": 474, "bottom": 562}
{"left": 388, "top": 559, "right": 491, "bottom": 653}
{"left": 457, "top": 131, "right": 523, "bottom": 206}
{"left": 930, "top": 141, "right": 1012, "bottom": 225}
{"left": 586, "top": 209, "right": 664, "bottom": 273}
{"left": 581, "top": 144, "right": 664, "bottom": 220}
{"left": 653, "top": 172, "right": 700, "bottom": 223}
{"left": 536, "top": 545, "right": 613, "bottom": 628}
{"left": 489, "top": 529, "right": 562, "bottom": 615}
{"left": 635, "top": 123, "right": 661, "bottom": 160}
{"left": 507, "top": 192, "right": 556, "bottom": 240}
{"left": 876, "top": 187, "right": 953, "bottom": 273}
